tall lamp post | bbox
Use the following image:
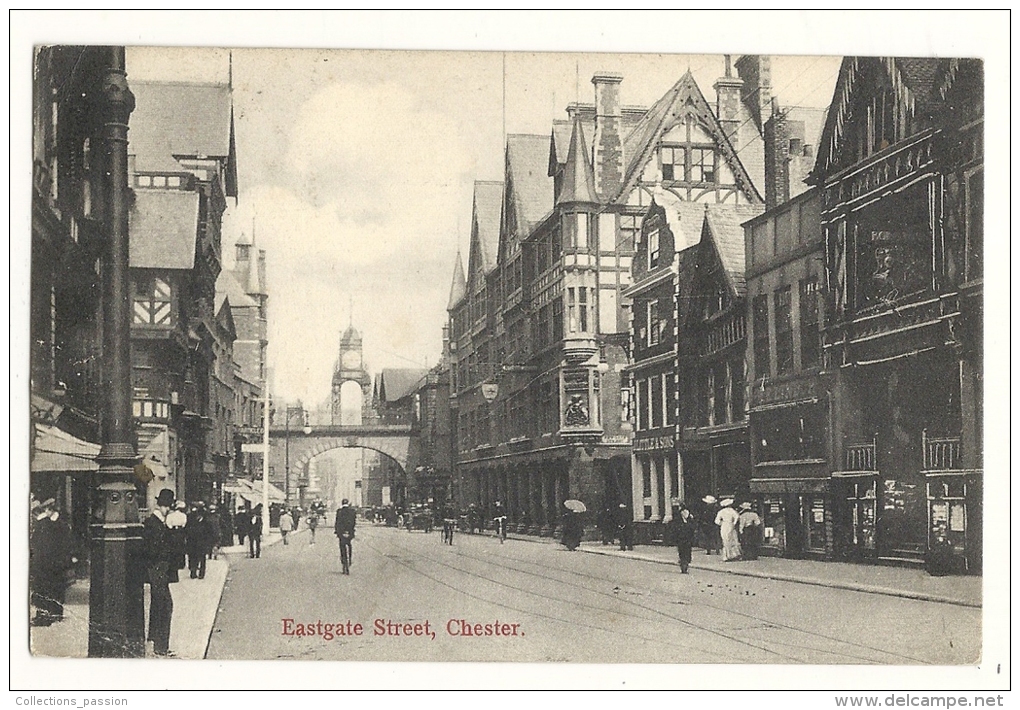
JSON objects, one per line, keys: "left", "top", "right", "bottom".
{"left": 89, "top": 47, "right": 145, "bottom": 658}
{"left": 283, "top": 405, "right": 311, "bottom": 506}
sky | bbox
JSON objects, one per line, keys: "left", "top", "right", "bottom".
{"left": 124, "top": 45, "right": 841, "bottom": 406}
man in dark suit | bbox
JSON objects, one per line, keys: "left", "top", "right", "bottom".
{"left": 334, "top": 499, "right": 357, "bottom": 575}
{"left": 144, "top": 489, "right": 176, "bottom": 657}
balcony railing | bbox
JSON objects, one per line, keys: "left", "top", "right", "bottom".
{"left": 845, "top": 438, "right": 877, "bottom": 472}
{"left": 923, "top": 429, "right": 962, "bottom": 470}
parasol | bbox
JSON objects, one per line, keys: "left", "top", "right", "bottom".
{"left": 563, "top": 499, "right": 587, "bottom": 513}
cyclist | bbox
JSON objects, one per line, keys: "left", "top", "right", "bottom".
{"left": 493, "top": 501, "right": 508, "bottom": 544}
{"left": 334, "top": 499, "right": 356, "bottom": 575}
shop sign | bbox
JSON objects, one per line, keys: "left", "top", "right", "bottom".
{"left": 751, "top": 377, "right": 820, "bottom": 408}
{"left": 633, "top": 435, "right": 675, "bottom": 452}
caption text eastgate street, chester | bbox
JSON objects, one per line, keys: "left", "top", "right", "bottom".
{"left": 281, "top": 618, "right": 524, "bottom": 641}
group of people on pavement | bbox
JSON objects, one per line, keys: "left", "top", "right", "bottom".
{"left": 697, "top": 495, "right": 763, "bottom": 563}
{"left": 165, "top": 499, "right": 222, "bottom": 580}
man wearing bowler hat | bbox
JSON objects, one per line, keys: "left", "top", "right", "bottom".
{"left": 144, "top": 489, "right": 176, "bottom": 657}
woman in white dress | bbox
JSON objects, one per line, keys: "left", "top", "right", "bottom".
{"left": 715, "top": 499, "right": 742, "bottom": 561}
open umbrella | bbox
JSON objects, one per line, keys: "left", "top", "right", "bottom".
{"left": 563, "top": 499, "right": 587, "bottom": 513}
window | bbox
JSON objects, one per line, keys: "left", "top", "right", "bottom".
{"left": 730, "top": 358, "right": 745, "bottom": 421}
{"left": 578, "top": 288, "right": 589, "bottom": 333}
{"left": 647, "top": 299, "right": 660, "bottom": 346}
{"left": 799, "top": 278, "right": 821, "bottom": 369}
{"left": 774, "top": 286, "right": 793, "bottom": 375}
{"left": 660, "top": 146, "right": 685, "bottom": 181}
{"left": 651, "top": 375, "right": 663, "bottom": 428}
{"left": 713, "top": 361, "right": 729, "bottom": 425}
{"left": 637, "top": 378, "right": 649, "bottom": 431}
{"left": 690, "top": 148, "right": 716, "bottom": 183}
{"left": 552, "top": 297, "right": 564, "bottom": 341}
{"left": 619, "top": 214, "right": 640, "bottom": 252}
{"left": 753, "top": 295, "right": 770, "bottom": 378}
{"left": 647, "top": 228, "right": 660, "bottom": 269}
{"left": 133, "top": 276, "right": 173, "bottom": 325}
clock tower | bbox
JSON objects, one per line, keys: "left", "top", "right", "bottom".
{"left": 331, "top": 324, "right": 372, "bottom": 425}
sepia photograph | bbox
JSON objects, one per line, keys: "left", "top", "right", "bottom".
{"left": 11, "top": 9, "right": 1009, "bottom": 696}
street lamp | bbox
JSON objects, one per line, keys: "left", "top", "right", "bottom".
{"left": 283, "top": 405, "right": 312, "bottom": 505}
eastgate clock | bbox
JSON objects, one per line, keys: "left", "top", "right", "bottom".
{"left": 342, "top": 350, "right": 362, "bottom": 369}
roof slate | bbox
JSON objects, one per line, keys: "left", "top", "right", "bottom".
{"left": 703, "top": 204, "right": 764, "bottom": 296}
{"left": 378, "top": 368, "right": 429, "bottom": 403}
{"left": 130, "top": 82, "right": 233, "bottom": 171}
{"left": 471, "top": 181, "right": 503, "bottom": 274}
{"left": 506, "top": 134, "right": 554, "bottom": 234}
{"left": 129, "top": 190, "right": 199, "bottom": 270}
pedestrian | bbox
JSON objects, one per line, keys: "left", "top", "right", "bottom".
{"left": 144, "top": 489, "right": 176, "bottom": 657}
{"left": 615, "top": 503, "right": 634, "bottom": 551}
{"left": 561, "top": 507, "right": 583, "bottom": 551}
{"left": 715, "top": 498, "right": 742, "bottom": 561}
{"left": 668, "top": 503, "right": 697, "bottom": 573}
{"left": 334, "top": 499, "right": 357, "bottom": 575}
{"left": 700, "top": 495, "right": 721, "bottom": 555}
{"left": 248, "top": 504, "right": 263, "bottom": 559}
{"left": 165, "top": 500, "right": 188, "bottom": 582}
{"left": 441, "top": 500, "right": 456, "bottom": 545}
{"left": 279, "top": 507, "right": 294, "bottom": 544}
{"left": 737, "top": 502, "right": 763, "bottom": 561}
{"left": 307, "top": 511, "right": 319, "bottom": 545}
{"left": 220, "top": 506, "right": 235, "bottom": 548}
{"left": 493, "top": 501, "right": 507, "bottom": 543}
{"left": 235, "top": 505, "right": 250, "bottom": 547}
{"left": 206, "top": 503, "right": 223, "bottom": 559}
{"left": 290, "top": 507, "right": 300, "bottom": 532}
{"left": 185, "top": 502, "right": 213, "bottom": 579}
{"left": 29, "top": 498, "right": 75, "bottom": 626}
{"left": 598, "top": 506, "right": 614, "bottom": 546}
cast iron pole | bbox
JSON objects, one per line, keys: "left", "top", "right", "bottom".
{"left": 89, "top": 46, "right": 145, "bottom": 658}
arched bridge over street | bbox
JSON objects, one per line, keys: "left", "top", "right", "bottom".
{"left": 268, "top": 424, "right": 421, "bottom": 495}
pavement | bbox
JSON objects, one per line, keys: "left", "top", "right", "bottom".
{"left": 29, "top": 526, "right": 981, "bottom": 659}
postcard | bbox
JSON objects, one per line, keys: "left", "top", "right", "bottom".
{"left": 11, "top": 9, "right": 1009, "bottom": 697}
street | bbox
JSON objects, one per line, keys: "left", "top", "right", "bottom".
{"left": 207, "top": 526, "right": 980, "bottom": 664}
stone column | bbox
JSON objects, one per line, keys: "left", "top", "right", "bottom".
{"left": 663, "top": 455, "right": 674, "bottom": 523}
{"left": 649, "top": 456, "right": 661, "bottom": 521}
{"left": 631, "top": 453, "right": 643, "bottom": 521}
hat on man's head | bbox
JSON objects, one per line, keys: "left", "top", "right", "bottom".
{"left": 341, "top": 499, "right": 350, "bottom": 506}
{"left": 739, "top": 502, "right": 753, "bottom": 511}
{"left": 702, "top": 495, "right": 717, "bottom": 504}
{"left": 175, "top": 500, "right": 187, "bottom": 510}
{"left": 720, "top": 498, "right": 734, "bottom": 508}
{"left": 156, "top": 489, "right": 176, "bottom": 507}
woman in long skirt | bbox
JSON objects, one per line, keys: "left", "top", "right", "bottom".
{"left": 714, "top": 499, "right": 742, "bottom": 561}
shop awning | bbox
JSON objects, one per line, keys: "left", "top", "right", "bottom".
{"left": 225, "top": 478, "right": 285, "bottom": 503}
{"left": 31, "top": 423, "right": 100, "bottom": 473}
{"left": 749, "top": 477, "right": 830, "bottom": 495}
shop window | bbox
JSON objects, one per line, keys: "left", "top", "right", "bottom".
{"left": 660, "top": 146, "right": 685, "bottom": 181}
{"left": 799, "top": 278, "right": 821, "bottom": 369}
{"left": 774, "top": 286, "right": 793, "bottom": 375}
{"left": 712, "top": 361, "right": 728, "bottom": 425}
{"left": 641, "top": 459, "right": 652, "bottom": 498}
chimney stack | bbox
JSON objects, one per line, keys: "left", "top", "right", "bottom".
{"left": 734, "top": 55, "right": 772, "bottom": 134}
{"left": 591, "top": 72, "right": 624, "bottom": 200}
{"left": 714, "top": 55, "right": 744, "bottom": 143}
{"left": 764, "top": 98, "right": 790, "bottom": 211}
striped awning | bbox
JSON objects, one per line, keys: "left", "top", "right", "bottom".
{"left": 31, "top": 423, "right": 100, "bottom": 473}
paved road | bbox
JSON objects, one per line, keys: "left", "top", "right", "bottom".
{"left": 206, "top": 525, "right": 980, "bottom": 664}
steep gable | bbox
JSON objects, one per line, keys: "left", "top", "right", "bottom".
{"left": 616, "top": 71, "right": 763, "bottom": 205}
{"left": 466, "top": 180, "right": 503, "bottom": 290}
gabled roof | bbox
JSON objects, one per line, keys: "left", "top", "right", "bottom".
{"left": 549, "top": 120, "right": 572, "bottom": 175}
{"left": 506, "top": 134, "right": 554, "bottom": 235}
{"left": 447, "top": 251, "right": 467, "bottom": 310}
{"left": 468, "top": 181, "right": 503, "bottom": 277}
{"left": 130, "top": 82, "right": 236, "bottom": 195}
{"left": 557, "top": 118, "right": 598, "bottom": 205}
{"left": 129, "top": 190, "right": 199, "bottom": 270}
{"left": 216, "top": 269, "right": 257, "bottom": 308}
{"left": 811, "top": 57, "right": 960, "bottom": 182}
{"left": 214, "top": 292, "right": 237, "bottom": 341}
{"left": 702, "top": 204, "right": 764, "bottom": 297}
{"left": 377, "top": 368, "right": 428, "bottom": 403}
{"left": 648, "top": 188, "right": 708, "bottom": 254}
{"left": 616, "top": 71, "right": 763, "bottom": 204}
